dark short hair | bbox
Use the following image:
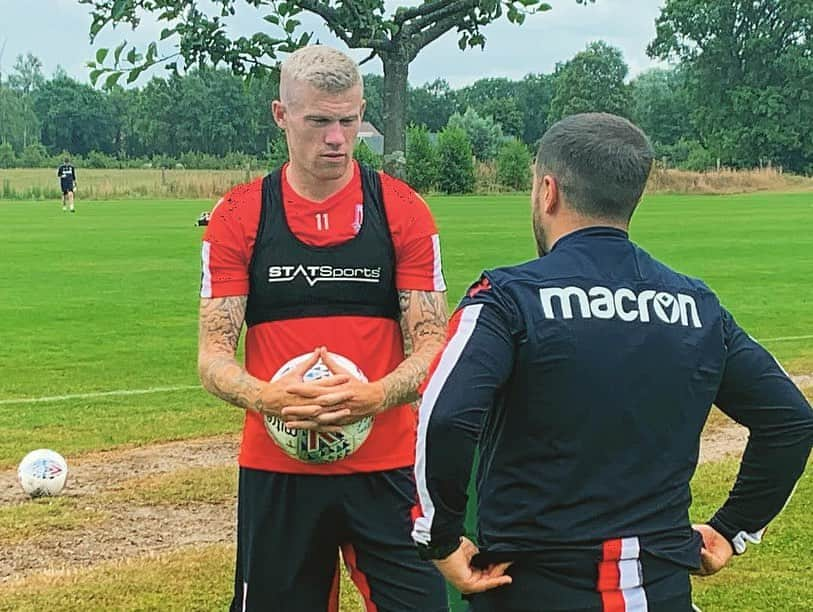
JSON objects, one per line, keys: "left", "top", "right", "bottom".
{"left": 535, "top": 113, "right": 654, "bottom": 222}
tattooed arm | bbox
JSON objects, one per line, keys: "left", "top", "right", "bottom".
{"left": 281, "top": 290, "right": 448, "bottom": 429}
{"left": 380, "top": 289, "right": 448, "bottom": 408}
{"left": 198, "top": 296, "right": 266, "bottom": 412}
{"left": 198, "top": 297, "right": 346, "bottom": 422}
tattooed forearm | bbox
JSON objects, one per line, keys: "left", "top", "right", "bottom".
{"left": 198, "top": 296, "right": 264, "bottom": 412}
{"left": 381, "top": 290, "right": 448, "bottom": 409}
{"left": 398, "top": 290, "right": 414, "bottom": 356}
{"left": 200, "top": 355, "right": 266, "bottom": 411}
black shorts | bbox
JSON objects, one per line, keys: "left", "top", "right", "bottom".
{"left": 231, "top": 466, "right": 448, "bottom": 612}
{"left": 61, "top": 182, "right": 74, "bottom": 195}
{"left": 467, "top": 544, "right": 694, "bottom": 612}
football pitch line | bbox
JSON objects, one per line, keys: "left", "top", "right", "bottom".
{"left": 760, "top": 334, "right": 813, "bottom": 343}
{"left": 0, "top": 332, "right": 810, "bottom": 406}
{"left": 0, "top": 385, "right": 201, "bottom": 406}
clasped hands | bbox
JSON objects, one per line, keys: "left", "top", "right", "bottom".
{"left": 257, "top": 347, "right": 386, "bottom": 431}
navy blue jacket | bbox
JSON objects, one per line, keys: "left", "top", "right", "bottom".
{"left": 413, "top": 227, "right": 813, "bottom": 568}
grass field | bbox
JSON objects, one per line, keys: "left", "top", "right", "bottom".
{"left": 1, "top": 191, "right": 811, "bottom": 610}
{"left": 1, "top": 168, "right": 250, "bottom": 200}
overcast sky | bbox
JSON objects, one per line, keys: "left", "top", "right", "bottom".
{"left": 1, "top": 0, "right": 667, "bottom": 89}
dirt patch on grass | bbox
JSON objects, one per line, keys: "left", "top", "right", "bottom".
{"left": 1, "top": 502, "right": 233, "bottom": 582}
{"left": 0, "top": 435, "right": 239, "bottom": 582}
{"left": 1, "top": 373, "right": 810, "bottom": 583}
{"left": 0, "top": 435, "right": 239, "bottom": 505}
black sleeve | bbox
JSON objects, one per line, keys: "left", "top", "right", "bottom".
{"left": 412, "top": 275, "right": 517, "bottom": 556}
{"left": 707, "top": 308, "right": 813, "bottom": 553}
{"left": 57, "top": 166, "right": 61, "bottom": 177}
{"left": 71, "top": 166, "right": 76, "bottom": 181}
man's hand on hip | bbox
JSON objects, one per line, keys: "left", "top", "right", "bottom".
{"left": 433, "top": 537, "right": 513, "bottom": 595}
{"left": 692, "top": 523, "right": 734, "bottom": 576}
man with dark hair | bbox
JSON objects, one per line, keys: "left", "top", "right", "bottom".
{"left": 57, "top": 157, "right": 77, "bottom": 212}
{"left": 413, "top": 112, "right": 813, "bottom": 610}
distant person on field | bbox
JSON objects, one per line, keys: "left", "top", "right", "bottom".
{"left": 412, "top": 112, "right": 813, "bottom": 610}
{"left": 197, "top": 45, "right": 449, "bottom": 611}
{"left": 57, "top": 157, "right": 77, "bottom": 212}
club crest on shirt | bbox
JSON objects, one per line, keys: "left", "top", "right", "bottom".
{"left": 352, "top": 204, "right": 364, "bottom": 234}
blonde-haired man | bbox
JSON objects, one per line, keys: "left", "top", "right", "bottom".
{"left": 198, "top": 45, "right": 449, "bottom": 611}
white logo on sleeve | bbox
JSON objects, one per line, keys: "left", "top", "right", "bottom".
{"left": 539, "top": 286, "right": 703, "bottom": 328}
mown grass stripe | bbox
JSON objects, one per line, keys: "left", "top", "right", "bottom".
{"left": 0, "top": 385, "right": 200, "bottom": 406}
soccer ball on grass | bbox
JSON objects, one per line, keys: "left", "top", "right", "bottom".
{"left": 18, "top": 449, "right": 68, "bottom": 498}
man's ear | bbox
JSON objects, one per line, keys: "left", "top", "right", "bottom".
{"left": 542, "top": 175, "right": 559, "bottom": 215}
{"left": 271, "top": 100, "right": 286, "bottom": 129}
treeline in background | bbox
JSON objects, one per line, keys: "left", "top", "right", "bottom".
{"left": 1, "top": 27, "right": 811, "bottom": 196}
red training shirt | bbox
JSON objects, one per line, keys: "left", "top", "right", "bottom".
{"left": 201, "top": 162, "right": 446, "bottom": 474}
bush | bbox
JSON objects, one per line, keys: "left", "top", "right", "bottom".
{"left": 496, "top": 139, "right": 533, "bottom": 191}
{"left": 436, "top": 127, "right": 475, "bottom": 194}
{"left": 683, "top": 141, "right": 717, "bottom": 172}
{"left": 406, "top": 125, "right": 439, "bottom": 192}
{"left": 266, "top": 137, "right": 289, "bottom": 170}
{"left": 354, "top": 140, "right": 382, "bottom": 170}
{"left": 447, "top": 107, "right": 504, "bottom": 161}
{"left": 20, "top": 143, "right": 48, "bottom": 167}
{"left": 86, "top": 150, "right": 118, "bottom": 169}
{"left": 0, "top": 142, "right": 15, "bottom": 168}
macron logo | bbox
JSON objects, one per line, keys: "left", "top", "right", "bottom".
{"left": 539, "top": 286, "right": 702, "bottom": 328}
{"left": 267, "top": 264, "right": 382, "bottom": 287}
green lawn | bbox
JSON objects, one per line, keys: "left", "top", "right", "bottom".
{"left": 433, "top": 191, "right": 813, "bottom": 369}
{"left": 0, "top": 192, "right": 811, "bottom": 609}
{"left": 690, "top": 456, "right": 813, "bottom": 610}
{"left": 1, "top": 193, "right": 812, "bottom": 466}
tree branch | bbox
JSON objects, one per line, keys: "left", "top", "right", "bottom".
{"left": 403, "top": 0, "right": 477, "bottom": 38}
{"left": 296, "top": 0, "right": 390, "bottom": 52}
{"left": 410, "top": 12, "right": 471, "bottom": 52}
{"left": 394, "top": 0, "right": 460, "bottom": 25}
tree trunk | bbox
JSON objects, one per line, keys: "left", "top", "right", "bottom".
{"left": 380, "top": 51, "right": 410, "bottom": 179}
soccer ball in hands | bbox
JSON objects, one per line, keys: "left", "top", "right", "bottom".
{"left": 264, "top": 352, "right": 374, "bottom": 463}
{"left": 18, "top": 449, "right": 68, "bottom": 498}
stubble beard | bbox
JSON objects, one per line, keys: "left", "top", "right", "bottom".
{"left": 532, "top": 206, "right": 548, "bottom": 256}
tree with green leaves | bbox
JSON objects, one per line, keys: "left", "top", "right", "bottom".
{"left": 436, "top": 126, "right": 475, "bottom": 194}
{"left": 353, "top": 139, "right": 382, "bottom": 169}
{"left": 448, "top": 107, "right": 504, "bottom": 161}
{"left": 408, "top": 78, "right": 457, "bottom": 132}
{"left": 0, "top": 142, "right": 16, "bottom": 168}
{"left": 496, "top": 138, "right": 532, "bottom": 190}
{"left": 361, "top": 73, "right": 384, "bottom": 131}
{"left": 629, "top": 67, "right": 692, "bottom": 157}
{"left": 516, "top": 73, "right": 554, "bottom": 145}
{"left": 32, "top": 76, "right": 118, "bottom": 155}
{"left": 80, "top": 0, "right": 595, "bottom": 173}
{"left": 649, "top": 0, "right": 813, "bottom": 172}
{"left": 0, "top": 87, "right": 40, "bottom": 152}
{"left": 406, "top": 124, "right": 439, "bottom": 191}
{"left": 8, "top": 53, "right": 45, "bottom": 95}
{"left": 548, "top": 41, "right": 631, "bottom": 123}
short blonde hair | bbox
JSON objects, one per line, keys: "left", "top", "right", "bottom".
{"left": 280, "top": 45, "right": 362, "bottom": 102}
